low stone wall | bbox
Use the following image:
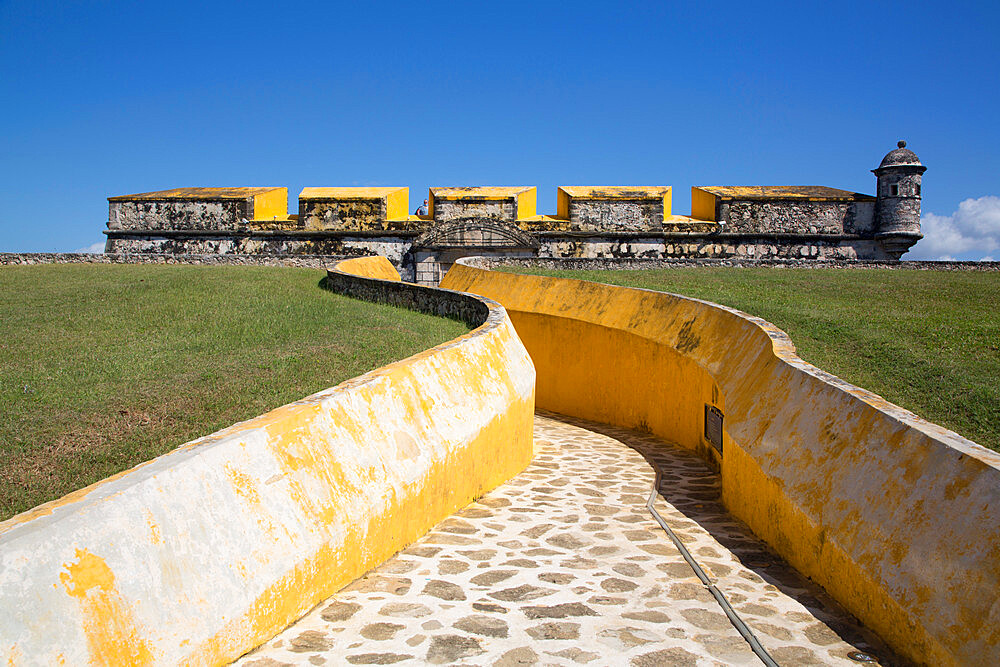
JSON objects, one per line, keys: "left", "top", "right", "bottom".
{"left": 0, "top": 256, "right": 535, "bottom": 666}
{"left": 534, "top": 234, "right": 891, "bottom": 261}
{"left": 442, "top": 257, "right": 1000, "bottom": 667}
{"left": 102, "top": 233, "right": 415, "bottom": 261}
{"left": 0, "top": 252, "right": 354, "bottom": 268}
{"left": 470, "top": 255, "right": 1000, "bottom": 272}
{"left": 324, "top": 257, "right": 488, "bottom": 327}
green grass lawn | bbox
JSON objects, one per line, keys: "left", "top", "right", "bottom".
{"left": 0, "top": 264, "right": 469, "bottom": 521}
{"left": 503, "top": 266, "right": 1000, "bottom": 452}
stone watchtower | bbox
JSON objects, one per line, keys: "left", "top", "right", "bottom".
{"left": 873, "top": 140, "right": 926, "bottom": 258}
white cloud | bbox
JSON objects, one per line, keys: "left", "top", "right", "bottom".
{"left": 71, "top": 241, "right": 106, "bottom": 254}
{"left": 907, "top": 196, "right": 1000, "bottom": 261}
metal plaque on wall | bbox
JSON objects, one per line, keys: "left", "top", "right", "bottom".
{"left": 704, "top": 404, "right": 724, "bottom": 453}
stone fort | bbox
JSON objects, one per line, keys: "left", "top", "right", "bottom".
{"left": 9, "top": 140, "right": 1000, "bottom": 667}
{"left": 104, "top": 142, "right": 925, "bottom": 283}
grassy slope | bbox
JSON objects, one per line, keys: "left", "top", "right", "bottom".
{"left": 0, "top": 264, "right": 469, "bottom": 521}
{"left": 505, "top": 266, "right": 1000, "bottom": 452}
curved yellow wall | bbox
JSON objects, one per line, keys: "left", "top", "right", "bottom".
{"left": 442, "top": 258, "right": 1000, "bottom": 667}
{"left": 0, "top": 256, "right": 535, "bottom": 666}
{"left": 335, "top": 255, "right": 402, "bottom": 281}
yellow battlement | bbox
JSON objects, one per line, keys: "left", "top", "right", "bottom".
{"left": 429, "top": 186, "right": 534, "bottom": 200}
{"left": 695, "top": 185, "right": 876, "bottom": 201}
{"left": 107, "top": 187, "right": 284, "bottom": 201}
{"left": 429, "top": 187, "right": 537, "bottom": 222}
{"left": 298, "top": 187, "right": 413, "bottom": 230}
{"left": 557, "top": 186, "right": 671, "bottom": 222}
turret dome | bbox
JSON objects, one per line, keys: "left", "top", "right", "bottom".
{"left": 877, "top": 140, "right": 923, "bottom": 169}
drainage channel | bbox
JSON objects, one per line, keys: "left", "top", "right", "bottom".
{"left": 645, "top": 471, "right": 780, "bottom": 667}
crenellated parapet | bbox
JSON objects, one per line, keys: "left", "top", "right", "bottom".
{"left": 103, "top": 143, "right": 925, "bottom": 282}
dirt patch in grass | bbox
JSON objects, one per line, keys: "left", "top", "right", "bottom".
{"left": 4, "top": 405, "right": 175, "bottom": 487}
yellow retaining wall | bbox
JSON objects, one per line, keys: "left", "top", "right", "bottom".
{"left": 0, "top": 257, "right": 535, "bottom": 666}
{"left": 336, "top": 255, "right": 403, "bottom": 282}
{"left": 441, "top": 258, "right": 1000, "bottom": 667}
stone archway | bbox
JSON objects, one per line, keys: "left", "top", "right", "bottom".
{"left": 408, "top": 218, "right": 540, "bottom": 285}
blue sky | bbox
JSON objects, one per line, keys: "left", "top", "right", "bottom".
{"left": 1, "top": 1, "right": 998, "bottom": 259}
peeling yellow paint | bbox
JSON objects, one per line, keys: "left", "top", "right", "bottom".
{"left": 180, "top": 354, "right": 533, "bottom": 665}
{"left": 143, "top": 510, "right": 163, "bottom": 546}
{"left": 225, "top": 465, "right": 264, "bottom": 507}
{"left": 59, "top": 549, "right": 155, "bottom": 666}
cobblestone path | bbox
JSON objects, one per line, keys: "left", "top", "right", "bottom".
{"left": 236, "top": 413, "right": 896, "bottom": 666}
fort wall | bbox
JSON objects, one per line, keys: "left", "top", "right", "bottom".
{"left": 0, "top": 256, "right": 535, "bottom": 666}
{"left": 105, "top": 145, "right": 927, "bottom": 284}
{"left": 441, "top": 257, "right": 1000, "bottom": 667}
{"left": 0, "top": 252, "right": 352, "bottom": 267}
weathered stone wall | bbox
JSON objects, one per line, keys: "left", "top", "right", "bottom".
{"left": 535, "top": 235, "right": 891, "bottom": 261}
{"left": 96, "top": 180, "right": 925, "bottom": 279}
{"left": 568, "top": 200, "right": 663, "bottom": 232}
{"left": 434, "top": 199, "right": 515, "bottom": 223}
{"left": 94, "top": 230, "right": 915, "bottom": 285}
{"left": 877, "top": 171, "right": 921, "bottom": 198}
{"left": 108, "top": 200, "right": 251, "bottom": 231}
{"left": 105, "top": 233, "right": 413, "bottom": 263}
{"left": 462, "top": 256, "right": 1000, "bottom": 272}
{"left": 0, "top": 252, "right": 353, "bottom": 268}
{"left": 720, "top": 200, "right": 875, "bottom": 235}
{"left": 324, "top": 263, "right": 490, "bottom": 328}
{"left": 876, "top": 193, "right": 922, "bottom": 235}
{"left": 299, "top": 200, "right": 384, "bottom": 231}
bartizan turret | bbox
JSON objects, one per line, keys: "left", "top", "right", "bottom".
{"left": 873, "top": 140, "right": 926, "bottom": 258}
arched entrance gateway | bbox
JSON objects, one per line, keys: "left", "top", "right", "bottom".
{"left": 406, "top": 218, "right": 540, "bottom": 285}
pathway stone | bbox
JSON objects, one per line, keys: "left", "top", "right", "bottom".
{"left": 235, "top": 413, "right": 899, "bottom": 666}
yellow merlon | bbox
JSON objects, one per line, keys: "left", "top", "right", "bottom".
{"left": 430, "top": 186, "right": 535, "bottom": 200}
{"left": 558, "top": 186, "right": 672, "bottom": 219}
{"left": 299, "top": 187, "right": 407, "bottom": 200}
{"left": 107, "top": 187, "right": 284, "bottom": 201}
{"left": 695, "top": 185, "right": 876, "bottom": 201}
{"left": 557, "top": 186, "right": 671, "bottom": 198}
